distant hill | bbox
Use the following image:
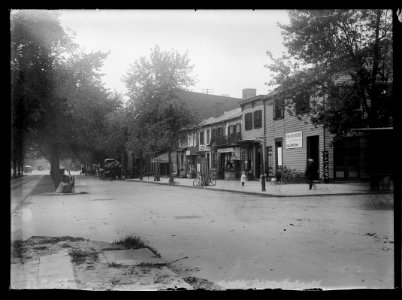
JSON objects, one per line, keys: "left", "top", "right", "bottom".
{"left": 174, "top": 89, "right": 242, "bottom": 120}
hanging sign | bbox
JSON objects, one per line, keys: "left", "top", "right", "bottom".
{"left": 285, "top": 131, "right": 303, "bottom": 149}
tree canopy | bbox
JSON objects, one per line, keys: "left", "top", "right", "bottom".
{"left": 10, "top": 10, "right": 120, "bottom": 187}
{"left": 124, "top": 45, "right": 199, "bottom": 162}
{"left": 265, "top": 9, "right": 393, "bottom": 137}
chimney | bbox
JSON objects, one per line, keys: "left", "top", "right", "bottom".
{"left": 242, "top": 88, "right": 257, "bottom": 100}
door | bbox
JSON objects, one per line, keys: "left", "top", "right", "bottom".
{"left": 267, "top": 146, "right": 273, "bottom": 177}
{"left": 334, "top": 137, "right": 360, "bottom": 180}
{"left": 275, "top": 138, "right": 283, "bottom": 171}
{"left": 307, "top": 135, "right": 319, "bottom": 180}
{"left": 255, "top": 146, "right": 261, "bottom": 179}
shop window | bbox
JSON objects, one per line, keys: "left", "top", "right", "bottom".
{"left": 274, "top": 99, "right": 284, "bottom": 120}
{"left": 245, "top": 113, "right": 253, "bottom": 130}
{"left": 253, "top": 110, "right": 262, "bottom": 129}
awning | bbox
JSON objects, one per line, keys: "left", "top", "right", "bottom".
{"left": 217, "top": 147, "right": 234, "bottom": 153}
{"left": 151, "top": 152, "right": 169, "bottom": 163}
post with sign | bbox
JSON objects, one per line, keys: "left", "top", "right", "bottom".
{"left": 322, "top": 151, "right": 329, "bottom": 183}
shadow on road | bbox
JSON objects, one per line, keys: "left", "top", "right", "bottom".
{"left": 30, "top": 175, "right": 55, "bottom": 195}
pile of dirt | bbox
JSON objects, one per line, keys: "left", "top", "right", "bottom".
{"left": 10, "top": 236, "right": 219, "bottom": 291}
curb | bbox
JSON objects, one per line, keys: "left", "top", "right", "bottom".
{"left": 124, "top": 179, "right": 392, "bottom": 198}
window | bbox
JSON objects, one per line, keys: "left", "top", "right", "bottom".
{"left": 295, "top": 92, "right": 310, "bottom": 114}
{"left": 245, "top": 113, "right": 253, "bottom": 130}
{"left": 274, "top": 99, "right": 284, "bottom": 120}
{"left": 212, "top": 128, "right": 216, "bottom": 138}
{"left": 253, "top": 110, "right": 262, "bottom": 129}
{"left": 228, "top": 125, "right": 234, "bottom": 135}
{"left": 206, "top": 129, "right": 210, "bottom": 144}
{"left": 236, "top": 123, "right": 241, "bottom": 134}
{"left": 200, "top": 131, "right": 204, "bottom": 145}
{"left": 217, "top": 127, "right": 223, "bottom": 136}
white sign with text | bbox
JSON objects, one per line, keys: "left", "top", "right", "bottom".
{"left": 285, "top": 131, "right": 303, "bottom": 149}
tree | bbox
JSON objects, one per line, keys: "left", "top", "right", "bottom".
{"left": 265, "top": 9, "right": 393, "bottom": 138}
{"left": 11, "top": 10, "right": 114, "bottom": 188}
{"left": 11, "top": 10, "right": 74, "bottom": 183}
{"left": 123, "top": 45, "right": 199, "bottom": 180}
{"left": 95, "top": 92, "right": 129, "bottom": 174}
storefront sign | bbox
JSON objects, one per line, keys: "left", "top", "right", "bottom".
{"left": 322, "top": 150, "right": 329, "bottom": 182}
{"left": 217, "top": 147, "right": 234, "bottom": 153}
{"left": 199, "top": 144, "right": 210, "bottom": 152}
{"left": 231, "top": 147, "right": 241, "bottom": 160}
{"left": 285, "top": 131, "right": 303, "bottom": 149}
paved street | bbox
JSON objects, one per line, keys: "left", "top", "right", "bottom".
{"left": 11, "top": 175, "right": 394, "bottom": 290}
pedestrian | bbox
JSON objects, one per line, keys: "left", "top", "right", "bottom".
{"left": 240, "top": 171, "right": 247, "bottom": 187}
{"left": 306, "top": 158, "right": 316, "bottom": 190}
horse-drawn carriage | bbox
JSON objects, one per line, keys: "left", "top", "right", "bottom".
{"left": 99, "top": 158, "right": 122, "bottom": 180}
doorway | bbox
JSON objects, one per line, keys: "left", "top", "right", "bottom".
{"left": 275, "top": 138, "right": 283, "bottom": 171}
{"left": 266, "top": 146, "right": 273, "bottom": 178}
{"left": 334, "top": 137, "right": 360, "bottom": 180}
{"left": 255, "top": 146, "right": 261, "bottom": 179}
{"left": 307, "top": 135, "right": 319, "bottom": 180}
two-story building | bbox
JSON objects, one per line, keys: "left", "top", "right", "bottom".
{"left": 207, "top": 108, "right": 242, "bottom": 180}
{"left": 237, "top": 87, "right": 331, "bottom": 181}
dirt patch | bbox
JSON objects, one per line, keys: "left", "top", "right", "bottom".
{"left": 10, "top": 236, "right": 199, "bottom": 290}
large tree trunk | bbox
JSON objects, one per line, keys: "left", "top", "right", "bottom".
{"left": 50, "top": 145, "right": 61, "bottom": 190}
{"left": 168, "top": 150, "right": 174, "bottom": 184}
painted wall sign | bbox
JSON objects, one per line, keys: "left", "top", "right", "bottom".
{"left": 217, "top": 147, "right": 234, "bottom": 153}
{"left": 285, "top": 131, "right": 303, "bottom": 149}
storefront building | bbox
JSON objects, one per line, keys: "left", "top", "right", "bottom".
{"left": 202, "top": 108, "right": 243, "bottom": 180}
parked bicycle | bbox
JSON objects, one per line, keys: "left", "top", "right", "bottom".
{"left": 193, "top": 171, "right": 216, "bottom": 186}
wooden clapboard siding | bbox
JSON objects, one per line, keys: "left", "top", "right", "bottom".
{"left": 265, "top": 97, "right": 326, "bottom": 176}
{"left": 241, "top": 100, "right": 264, "bottom": 140}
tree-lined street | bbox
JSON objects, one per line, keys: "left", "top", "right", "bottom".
{"left": 11, "top": 176, "right": 393, "bottom": 289}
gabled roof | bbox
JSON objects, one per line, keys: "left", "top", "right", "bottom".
{"left": 201, "top": 107, "right": 242, "bottom": 127}
{"left": 238, "top": 94, "right": 266, "bottom": 105}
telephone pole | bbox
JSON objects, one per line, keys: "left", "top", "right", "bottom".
{"left": 202, "top": 89, "right": 214, "bottom": 94}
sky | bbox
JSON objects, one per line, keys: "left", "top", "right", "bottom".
{"left": 58, "top": 9, "right": 290, "bottom": 100}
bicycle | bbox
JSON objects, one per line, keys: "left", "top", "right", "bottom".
{"left": 207, "top": 172, "right": 216, "bottom": 186}
{"left": 193, "top": 172, "right": 216, "bottom": 186}
{"left": 193, "top": 173, "right": 201, "bottom": 186}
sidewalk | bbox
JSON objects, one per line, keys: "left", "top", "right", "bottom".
{"left": 126, "top": 176, "right": 393, "bottom": 197}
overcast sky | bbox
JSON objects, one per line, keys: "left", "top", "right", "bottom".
{"left": 58, "top": 9, "right": 290, "bottom": 99}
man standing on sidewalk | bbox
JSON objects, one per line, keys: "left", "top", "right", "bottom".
{"left": 306, "top": 159, "right": 316, "bottom": 190}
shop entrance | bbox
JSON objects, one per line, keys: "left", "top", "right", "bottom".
{"left": 266, "top": 146, "right": 273, "bottom": 178}
{"left": 255, "top": 146, "right": 261, "bottom": 179}
{"left": 334, "top": 136, "right": 360, "bottom": 180}
{"left": 307, "top": 135, "right": 319, "bottom": 180}
{"left": 275, "top": 138, "right": 283, "bottom": 171}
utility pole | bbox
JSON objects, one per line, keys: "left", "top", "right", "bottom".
{"left": 202, "top": 89, "right": 214, "bottom": 94}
